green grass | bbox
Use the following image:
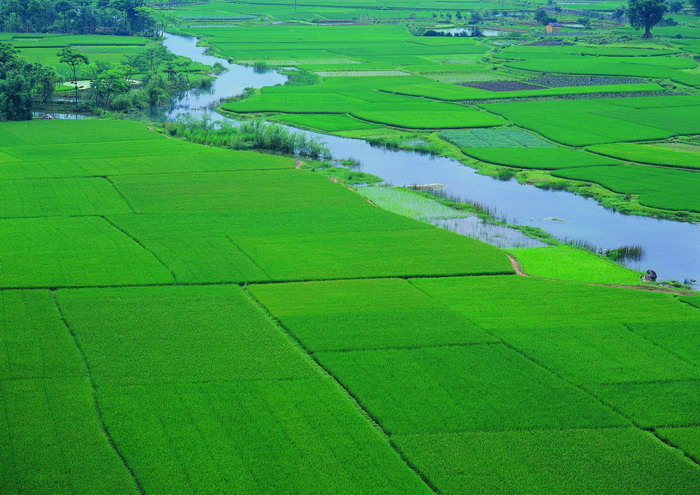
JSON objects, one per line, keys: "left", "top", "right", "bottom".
{"left": 316, "top": 344, "right": 627, "bottom": 434}
{"left": 357, "top": 186, "right": 469, "bottom": 221}
{"left": 591, "top": 380, "right": 700, "bottom": 427}
{"left": 394, "top": 428, "right": 700, "bottom": 495}
{"left": 553, "top": 164, "right": 700, "bottom": 212}
{"left": 439, "top": 128, "right": 553, "bottom": 148}
{"left": 96, "top": 377, "right": 433, "bottom": 494}
{"left": 0, "top": 216, "right": 173, "bottom": 288}
{"left": 231, "top": 228, "right": 513, "bottom": 281}
{"left": 657, "top": 426, "right": 700, "bottom": 460}
{"left": 481, "top": 96, "right": 700, "bottom": 146}
{"left": 0, "top": 177, "right": 132, "bottom": 217}
{"left": 507, "top": 245, "right": 643, "bottom": 284}
{"left": 586, "top": 142, "right": 700, "bottom": 170}
{"left": 410, "top": 276, "right": 699, "bottom": 331}
{"left": 627, "top": 319, "right": 700, "bottom": 367}
{"left": 57, "top": 284, "right": 434, "bottom": 493}
{"left": 0, "top": 377, "right": 142, "bottom": 494}
{"left": 460, "top": 147, "right": 620, "bottom": 170}
{"left": 56, "top": 285, "right": 314, "bottom": 384}
{"left": 249, "top": 278, "right": 495, "bottom": 352}
{"left": 274, "top": 113, "right": 382, "bottom": 131}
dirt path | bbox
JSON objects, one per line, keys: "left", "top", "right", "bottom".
{"left": 507, "top": 255, "right": 528, "bottom": 277}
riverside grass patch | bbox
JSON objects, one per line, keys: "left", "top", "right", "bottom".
{"left": 587, "top": 142, "right": 700, "bottom": 170}
{"left": 553, "top": 164, "right": 700, "bottom": 212}
{"left": 249, "top": 278, "right": 495, "bottom": 352}
{"left": 357, "top": 186, "right": 469, "bottom": 221}
{"left": 55, "top": 285, "right": 432, "bottom": 494}
{"left": 507, "top": 245, "right": 642, "bottom": 285}
{"left": 394, "top": 427, "right": 700, "bottom": 495}
{"left": 316, "top": 344, "right": 627, "bottom": 435}
{"left": 480, "top": 95, "right": 700, "bottom": 146}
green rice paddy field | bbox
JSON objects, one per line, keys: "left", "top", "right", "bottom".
{"left": 1, "top": 119, "right": 699, "bottom": 494}
{"left": 172, "top": 17, "right": 700, "bottom": 218}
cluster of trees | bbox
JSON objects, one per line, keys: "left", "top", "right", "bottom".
{"left": 59, "top": 45, "right": 195, "bottom": 111}
{"left": 0, "top": 43, "right": 56, "bottom": 120}
{"left": 0, "top": 0, "right": 174, "bottom": 36}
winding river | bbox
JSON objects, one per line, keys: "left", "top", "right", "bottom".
{"left": 158, "top": 33, "right": 700, "bottom": 285}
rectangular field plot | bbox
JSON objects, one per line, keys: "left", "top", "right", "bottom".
{"left": 97, "top": 378, "right": 432, "bottom": 495}
{"left": 481, "top": 96, "right": 700, "bottom": 146}
{"left": 316, "top": 345, "right": 626, "bottom": 435}
{"left": 410, "top": 276, "right": 700, "bottom": 331}
{"left": 0, "top": 120, "right": 164, "bottom": 146}
{"left": 233, "top": 228, "right": 513, "bottom": 281}
{"left": 1, "top": 138, "right": 200, "bottom": 162}
{"left": 627, "top": 319, "right": 700, "bottom": 367}
{"left": 592, "top": 380, "right": 700, "bottom": 427}
{"left": 487, "top": 322, "right": 699, "bottom": 384}
{"left": 507, "top": 246, "right": 642, "bottom": 285}
{"left": 275, "top": 113, "right": 382, "bottom": 131}
{"left": 586, "top": 142, "right": 700, "bottom": 170}
{"left": 0, "top": 150, "right": 292, "bottom": 180}
{"left": 439, "top": 128, "right": 553, "bottom": 148}
{"left": 394, "top": 427, "right": 700, "bottom": 495}
{"left": 109, "top": 169, "right": 368, "bottom": 213}
{"left": 0, "top": 290, "right": 83, "bottom": 380}
{"left": 0, "top": 377, "right": 140, "bottom": 495}
{"left": 459, "top": 147, "right": 619, "bottom": 170}
{"left": 249, "top": 278, "right": 495, "bottom": 352}
{"left": 0, "top": 216, "right": 172, "bottom": 288}
{"left": 56, "top": 285, "right": 313, "bottom": 385}
{"left": 0, "top": 177, "right": 132, "bottom": 217}
{"left": 555, "top": 164, "right": 700, "bottom": 212}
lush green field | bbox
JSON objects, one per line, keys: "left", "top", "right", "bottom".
{"left": 4, "top": 7, "right": 700, "bottom": 492}
{"left": 587, "top": 142, "right": 700, "bottom": 170}
{"left": 507, "top": 245, "right": 643, "bottom": 284}
{"left": 554, "top": 164, "right": 700, "bottom": 212}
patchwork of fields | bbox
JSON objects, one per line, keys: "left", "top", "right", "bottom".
{"left": 1, "top": 119, "right": 699, "bottom": 494}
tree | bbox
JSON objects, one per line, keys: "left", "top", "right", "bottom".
{"left": 58, "top": 47, "right": 88, "bottom": 107}
{"left": 535, "top": 8, "right": 557, "bottom": 24}
{"left": 628, "top": 0, "right": 667, "bottom": 38}
{"left": 0, "top": 43, "right": 41, "bottom": 120}
{"left": 32, "top": 64, "right": 57, "bottom": 104}
{"left": 0, "top": 72, "right": 33, "bottom": 120}
{"left": 668, "top": 0, "right": 684, "bottom": 13}
{"left": 694, "top": 0, "right": 700, "bottom": 14}
{"left": 613, "top": 5, "right": 626, "bottom": 21}
{"left": 470, "top": 11, "right": 482, "bottom": 23}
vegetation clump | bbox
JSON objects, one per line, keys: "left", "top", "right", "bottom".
{"left": 164, "top": 115, "right": 331, "bottom": 158}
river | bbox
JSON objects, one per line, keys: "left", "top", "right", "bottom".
{"left": 158, "top": 32, "right": 700, "bottom": 285}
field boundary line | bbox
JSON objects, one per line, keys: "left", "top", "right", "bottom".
{"left": 619, "top": 322, "right": 700, "bottom": 373}
{"left": 0, "top": 166, "right": 293, "bottom": 183}
{"left": 407, "top": 280, "right": 700, "bottom": 470}
{"left": 0, "top": 272, "right": 515, "bottom": 292}
{"left": 226, "top": 236, "right": 273, "bottom": 280}
{"left": 241, "top": 286, "right": 441, "bottom": 495}
{"left": 99, "top": 215, "right": 178, "bottom": 283}
{"left": 313, "top": 341, "right": 502, "bottom": 354}
{"left": 50, "top": 291, "right": 145, "bottom": 495}
{"left": 102, "top": 176, "right": 139, "bottom": 214}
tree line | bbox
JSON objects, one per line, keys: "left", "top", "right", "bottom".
{"left": 0, "top": 0, "right": 173, "bottom": 36}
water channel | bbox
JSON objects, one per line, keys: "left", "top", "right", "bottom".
{"left": 157, "top": 32, "right": 700, "bottom": 285}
